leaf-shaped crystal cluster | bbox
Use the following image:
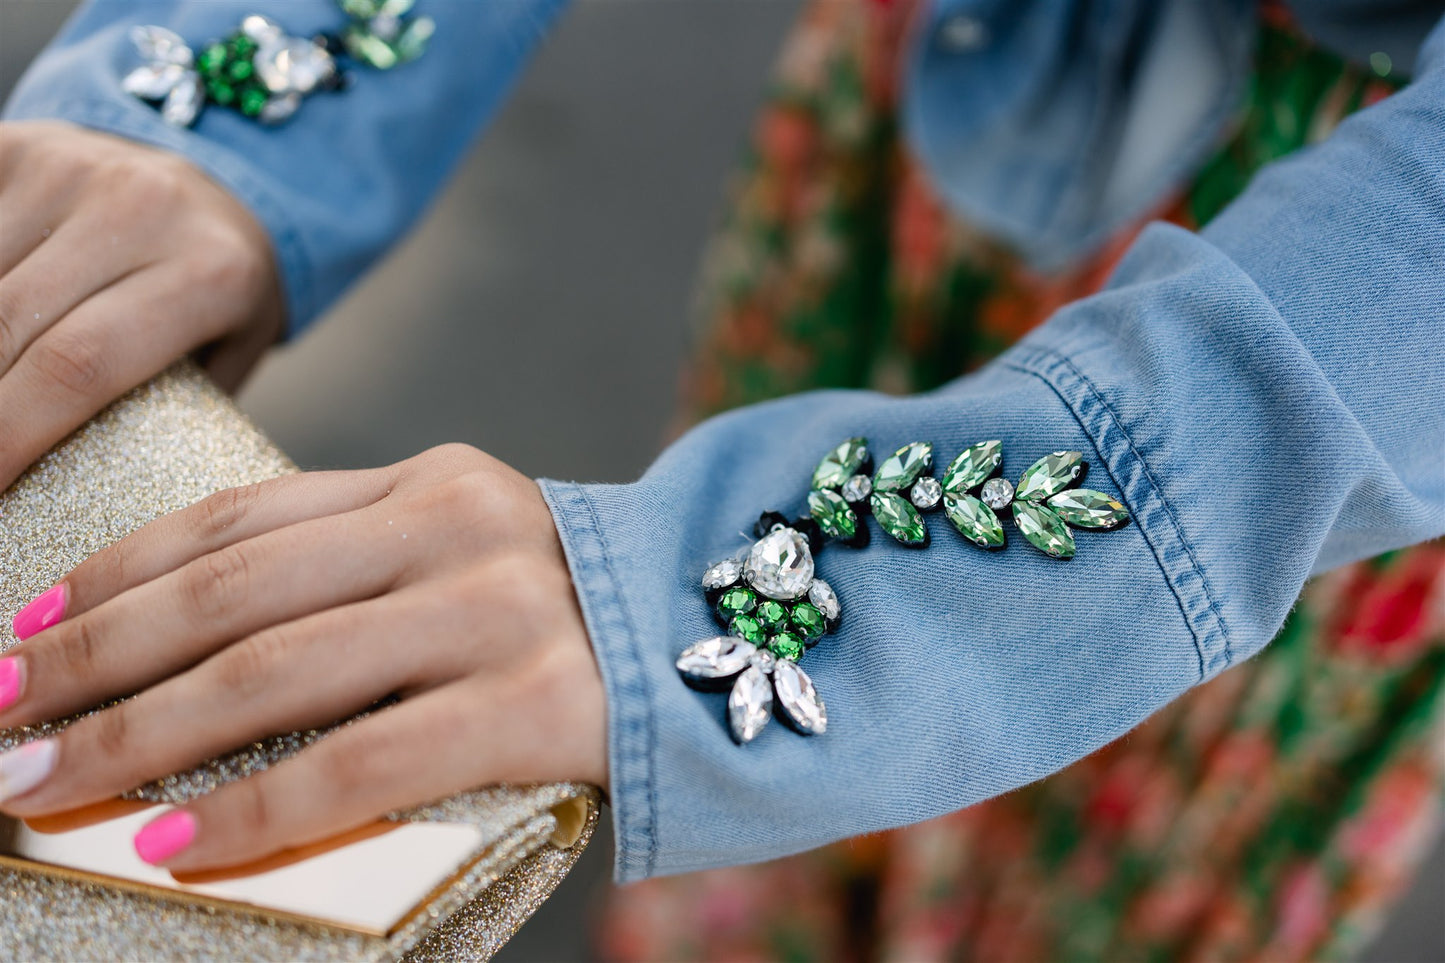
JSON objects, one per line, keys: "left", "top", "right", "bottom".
{"left": 806, "top": 437, "right": 947, "bottom": 549}
{"left": 677, "top": 436, "right": 1131, "bottom": 745}
{"left": 941, "top": 443, "right": 1130, "bottom": 558}
{"left": 340, "top": 0, "right": 435, "bottom": 69}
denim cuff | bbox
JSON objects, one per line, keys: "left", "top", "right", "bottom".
{"left": 537, "top": 479, "right": 660, "bottom": 883}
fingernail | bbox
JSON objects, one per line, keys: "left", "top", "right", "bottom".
{"left": 13, "top": 584, "right": 68, "bottom": 641}
{"left": 134, "top": 810, "right": 197, "bottom": 866}
{"left": 0, "top": 739, "right": 58, "bottom": 804}
{"left": 0, "top": 657, "right": 23, "bottom": 712}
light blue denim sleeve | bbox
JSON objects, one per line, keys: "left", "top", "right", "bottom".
{"left": 2, "top": 0, "right": 568, "bottom": 336}
{"left": 538, "top": 17, "right": 1445, "bottom": 882}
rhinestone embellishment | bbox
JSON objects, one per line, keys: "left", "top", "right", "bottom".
{"left": 678, "top": 435, "right": 1130, "bottom": 744}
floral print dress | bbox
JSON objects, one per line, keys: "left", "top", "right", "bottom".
{"left": 599, "top": 3, "right": 1445, "bottom": 960}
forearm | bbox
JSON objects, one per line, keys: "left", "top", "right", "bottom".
{"left": 547, "top": 18, "right": 1445, "bottom": 882}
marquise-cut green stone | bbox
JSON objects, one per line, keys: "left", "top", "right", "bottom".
{"left": 756, "top": 600, "right": 789, "bottom": 631}
{"left": 943, "top": 493, "right": 1005, "bottom": 548}
{"left": 728, "top": 614, "right": 765, "bottom": 644}
{"left": 790, "top": 602, "right": 826, "bottom": 640}
{"left": 1013, "top": 500, "right": 1076, "bottom": 558}
{"left": 1047, "top": 488, "right": 1129, "bottom": 529}
{"left": 873, "top": 441, "right": 933, "bottom": 492}
{"left": 1015, "top": 450, "right": 1083, "bottom": 501}
{"left": 808, "top": 489, "right": 858, "bottom": 539}
{"left": 769, "top": 631, "right": 805, "bottom": 662}
{"left": 717, "top": 586, "right": 757, "bottom": 621}
{"left": 942, "top": 440, "right": 1003, "bottom": 496}
{"left": 870, "top": 491, "right": 927, "bottom": 545}
{"left": 812, "top": 437, "right": 869, "bottom": 490}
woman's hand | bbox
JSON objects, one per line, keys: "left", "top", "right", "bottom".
{"left": 0, "top": 120, "right": 283, "bottom": 490}
{"left": 0, "top": 444, "right": 607, "bottom": 872}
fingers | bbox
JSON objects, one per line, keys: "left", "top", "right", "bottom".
{"left": 150, "top": 684, "right": 511, "bottom": 872}
{"left": 1, "top": 503, "right": 410, "bottom": 727}
{"left": 0, "top": 264, "right": 220, "bottom": 487}
{"left": 59, "top": 468, "right": 395, "bottom": 619}
{"left": 0, "top": 212, "right": 150, "bottom": 377}
{"left": 0, "top": 592, "right": 464, "bottom": 819}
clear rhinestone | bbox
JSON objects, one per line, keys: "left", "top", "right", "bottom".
{"left": 160, "top": 75, "right": 205, "bottom": 127}
{"left": 748, "top": 650, "right": 777, "bottom": 674}
{"left": 910, "top": 476, "right": 942, "bottom": 510}
{"left": 701, "top": 557, "right": 743, "bottom": 591}
{"left": 130, "top": 25, "right": 194, "bottom": 66}
{"left": 841, "top": 473, "right": 872, "bottom": 503}
{"left": 773, "top": 660, "right": 827, "bottom": 735}
{"left": 676, "top": 636, "right": 756, "bottom": 682}
{"left": 240, "top": 14, "right": 286, "bottom": 43}
{"left": 980, "top": 477, "right": 1015, "bottom": 510}
{"left": 808, "top": 579, "right": 840, "bottom": 621}
{"left": 258, "top": 92, "right": 302, "bottom": 125}
{"left": 256, "top": 36, "right": 336, "bottom": 94}
{"left": 727, "top": 665, "right": 773, "bottom": 744}
{"left": 122, "top": 63, "right": 188, "bottom": 100}
{"left": 744, "top": 527, "right": 815, "bottom": 600}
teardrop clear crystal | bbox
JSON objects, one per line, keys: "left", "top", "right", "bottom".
{"left": 677, "top": 636, "right": 757, "bottom": 682}
{"left": 728, "top": 665, "right": 773, "bottom": 743}
{"left": 773, "top": 660, "right": 827, "bottom": 735}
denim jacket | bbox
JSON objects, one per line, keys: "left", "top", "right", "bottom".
{"left": 7, "top": 1, "right": 1444, "bottom": 883}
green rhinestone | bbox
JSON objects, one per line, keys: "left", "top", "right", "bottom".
{"left": 756, "top": 600, "right": 789, "bottom": 631}
{"left": 808, "top": 488, "right": 857, "bottom": 539}
{"left": 790, "top": 602, "right": 826, "bottom": 641}
{"left": 716, "top": 586, "right": 757, "bottom": 621}
{"left": 728, "top": 614, "right": 765, "bottom": 644}
{"left": 873, "top": 441, "right": 933, "bottom": 492}
{"left": 198, "top": 43, "right": 227, "bottom": 76}
{"left": 239, "top": 86, "right": 268, "bottom": 117}
{"left": 769, "top": 631, "right": 805, "bottom": 662}
{"left": 207, "top": 79, "right": 236, "bottom": 105}
{"left": 942, "top": 440, "right": 1003, "bottom": 496}
{"left": 1013, "top": 499, "right": 1077, "bottom": 559}
{"left": 870, "top": 491, "right": 927, "bottom": 545}
{"left": 811, "top": 437, "right": 869, "bottom": 490}
{"left": 1047, "top": 489, "right": 1129, "bottom": 529}
{"left": 228, "top": 58, "right": 255, "bottom": 81}
{"left": 943, "top": 493, "right": 1005, "bottom": 549}
{"left": 228, "top": 35, "right": 258, "bottom": 58}
{"left": 1015, "top": 451, "right": 1083, "bottom": 502}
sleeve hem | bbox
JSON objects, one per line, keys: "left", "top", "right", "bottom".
{"left": 537, "top": 478, "right": 658, "bottom": 883}
{"left": 4, "top": 96, "right": 316, "bottom": 335}
{"left": 1001, "top": 343, "right": 1236, "bottom": 679}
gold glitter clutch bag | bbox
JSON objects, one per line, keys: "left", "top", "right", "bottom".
{"left": 0, "top": 363, "right": 600, "bottom": 961}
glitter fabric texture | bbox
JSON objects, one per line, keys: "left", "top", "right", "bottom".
{"left": 0, "top": 364, "right": 599, "bottom": 961}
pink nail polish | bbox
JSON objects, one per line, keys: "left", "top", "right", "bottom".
{"left": 13, "top": 584, "right": 68, "bottom": 641}
{"left": 0, "top": 657, "right": 23, "bottom": 712}
{"left": 134, "top": 810, "right": 197, "bottom": 866}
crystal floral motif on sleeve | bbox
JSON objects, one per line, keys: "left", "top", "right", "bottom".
{"left": 124, "top": 1, "right": 433, "bottom": 128}
{"left": 678, "top": 436, "right": 1130, "bottom": 744}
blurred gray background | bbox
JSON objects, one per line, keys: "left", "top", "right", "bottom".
{"left": 2, "top": 1, "right": 1442, "bottom": 960}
